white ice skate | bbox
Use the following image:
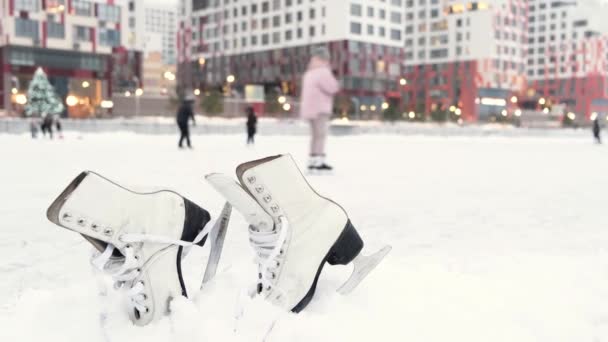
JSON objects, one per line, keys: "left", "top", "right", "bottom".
{"left": 206, "top": 154, "right": 390, "bottom": 313}
{"left": 47, "top": 171, "right": 231, "bottom": 326}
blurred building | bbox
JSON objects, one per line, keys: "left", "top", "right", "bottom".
{"left": 144, "top": 4, "right": 178, "bottom": 66}
{"left": 402, "top": 0, "right": 527, "bottom": 122}
{"left": 526, "top": 0, "right": 608, "bottom": 119}
{"left": 0, "top": 0, "right": 140, "bottom": 117}
{"left": 177, "top": 0, "right": 407, "bottom": 115}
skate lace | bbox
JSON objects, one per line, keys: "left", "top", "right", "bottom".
{"left": 249, "top": 215, "right": 289, "bottom": 296}
{"left": 90, "top": 218, "right": 217, "bottom": 315}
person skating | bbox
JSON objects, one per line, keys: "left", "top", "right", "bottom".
{"left": 246, "top": 106, "right": 257, "bottom": 145}
{"left": 593, "top": 117, "right": 601, "bottom": 144}
{"left": 300, "top": 46, "right": 340, "bottom": 172}
{"left": 176, "top": 96, "right": 195, "bottom": 149}
{"left": 40, "top": 113, "right": 54, "bottom": 139}
{"left": 54, "top": 114, "right": 63, "bottom": 139}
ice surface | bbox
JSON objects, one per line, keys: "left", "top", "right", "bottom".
{"left": 1, "top": 132, "right": 607, "bottom": 342}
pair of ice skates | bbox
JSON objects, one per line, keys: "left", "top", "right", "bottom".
{"left": 46, "top": 154, "right": 390, "bottom": 327}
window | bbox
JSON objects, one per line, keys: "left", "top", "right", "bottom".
{"left": 350, "top": 22, "right": 362, "bottom": 35}
{"left": 310, "top": 8, "right": 315, "bottom": 19}
{"left": 73, "top": 25, "right": 91, "bottom": 42}
{"left": 367, "top": 7, "right": 374, "bottom": 17}
{"left": 73, "top": 0, "right": 92, "bottom": 16}
{"left": 99, "top": 28, "right": 120, "bottom": 46}
{"left": 367, "top": 25, "right": 374, "bottom": 35}
{"left": 390, "top": 29, "right": 401, "bottom": 41}
{"left": 380, "top": 9, "right": 386, "bottom": 19}
{"left": 14, "top": 0, "right": 38, "bottom": 11}
{"left": 285, "top": 13, "right": 292, "bottom": 23}
{"left": 285, "top": 30, "right": 292, "bottom": 40}
{"left": 251, "top": 35, "right": 258, "bottom": 45}
{"left": 431, "top": 9, "right": 438, "bottom": 18}
{"left": 390, "top": 12, "right": 401, "bottom": 24}
{"left": 309, "top": 26, "right": 315, "bottom": 37}
{"left": 379, "top": 27, "right": 386, "bottom": 37}
{"left": 15, "top": 18, "right": 39, "bottom": 39}
{"left": 48, "top": 21, "right": 65, "bottom": 39}
{"left": 350, "top": 4, "right": 362, "bottom": 16}
{"left": 273, "top": 15, "right": 280, "bottom": 27}
{"left": 262, "top": 1, "right": 269, "bottom": 13}
{"left": 262, "top": 34, "right": 269, "bottom": 45}
{"left": 98, "top": 4, "right": 120, "bottom": 22}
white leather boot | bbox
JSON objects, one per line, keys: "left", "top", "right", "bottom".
{"left": 47, "top": 171, "right": 222, "bottom": 326}
{"left": 207, "top": 154, "right": 389, "bottom": 312}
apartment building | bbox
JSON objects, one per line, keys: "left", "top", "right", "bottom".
{"left": 526, "top": 0, "right": 608, "bottom": 118}
{"left": 177, "top": 0, "right": 407, "bottom": 113}
{"left": 0, "top": 0, "right": 129, "bottom": 116}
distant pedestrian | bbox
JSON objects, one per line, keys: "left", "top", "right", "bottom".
{"left": 300, "top": 45, "right": 340, "bottom": 171}
{"left": 593, "top": 118, "right": 601, "bottom": 144}
{"left": 29, "top": 119, "right": 38, "bottom": 139}
{"left": 246, "top": 106, "right": 257, "bottom": 145}
{"left": 54, "top": 114, "right": 63, "bottom": 139}
{"left": 40, "top": 113, "right": 54, "bottom": 139}
{"left": 176, "top": 96, "right": 195, "bottom": 149}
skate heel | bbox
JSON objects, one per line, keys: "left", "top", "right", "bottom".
{"left": 327, "top": 220, "right": 364, "bottom": 266}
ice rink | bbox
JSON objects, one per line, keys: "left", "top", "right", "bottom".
{"left": 1, "top": 131, "right": 607, "bottom": 341}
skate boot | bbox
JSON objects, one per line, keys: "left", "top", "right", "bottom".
{"left": 206, "top": 154, "right": 390, "bottom": 312}
{"left": 46, "top": 171, "right": 230, "bottom": 326}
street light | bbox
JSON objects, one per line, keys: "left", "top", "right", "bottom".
{"left": 514, "top": 109, "right": 522, "bottom": 117}
{"left": 455, "top": 108, "right": 462, "bottom": 116}
{"left": 567, "top": 112, "right": 576, "bottom": 120}
{"left": 399, "top": 78, "right": 407, "bottom": 86}
{"left": 538, "top": 97, "right": 546, "bottom": 105}
{"left": 370, "top": 105, "right": 377, "bottom": 111}
{"left": 198, "top": 57, "right": 206, "bottom": 66}
{"left": 125, "top": 90, "right": 131, "bottom": 97}
{"left": 82, "top": 81, "right": 90, "bottom": 88}
{"left": 449, "top": 105, "right": 456, "bottom": 112}
{"left": 501, "top": 109, "right": 508, "bottom": 117}
{"left": 408, "top": 111, "right": 416, "bottom": 119}
{"left": 194, "top": 88, "right": 201, "bottom": 96}
{"left": 226, "top": 74, "right": 235, "bottom": 84}
{"left": 135, "top": 88, "right": 144, "bottom": 96}
{"left": 381, "top": 102, "right": 389, "bottom": 110}
{"left": 282, "top": 103, "right": 291, "bottom": 111}
{"left": 15, "top": 94, "right": 27, "bottom": 105}
{"left": 66, "top": 95, "right": 78, "bottom": 107}
{"left": 278, "top": 96, "right": 286, "bottom": 104}
{"left": 510, "top": 96, "right": 518, "bottom": 104}
{"left": 11, "top": 88, "right": 18, "bottom": 95}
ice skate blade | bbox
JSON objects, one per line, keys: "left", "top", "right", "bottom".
{"left": 337, "top": 245, "right": 392, "bottom": 295}
{"left": 201, "top": 202, "right": 232, "bottom": 287}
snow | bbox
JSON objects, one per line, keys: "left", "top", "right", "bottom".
{"left": 1, "top": 132, "right": 607, "bottom": 342}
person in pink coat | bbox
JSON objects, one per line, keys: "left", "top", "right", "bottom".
{"left": 300, "top": 46, "right": 340, "bottom": 171}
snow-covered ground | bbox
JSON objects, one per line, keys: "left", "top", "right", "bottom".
{"left": 1, "top": 132, "right": 607, "bottom": 342}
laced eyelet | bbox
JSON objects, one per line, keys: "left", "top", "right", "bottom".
{"left": 142, "top": 294, "right": 147, "bottom": 300}
{"left": 139, "top": 280, "right": 145, "bottom": 287}
{"left": 263, "top": 195, "right": 272, "bottom": 203}
{"left": 255, "top": 185, "right": 264, "bottom": 193}
{"left": 279, "top": 249, "right": 284, "bottom": 255}
{"left": 134, "top": 255, "right": 140, "bottom": 261}
{"left": 77, "top": 218, "right": 86, "bottom": 226}
{"left": 91, "top": 223, "right": 99, "bottom": 231}
{"left": 266, "top": 286, "right": 271, "bottom": 291}
{"left": 144, "top": 307, "right": 149, "bottom": 313}
{"left": 103, "top": 228, "right": 113, "bottom": 236}
{"left": 270, "top": 205, "right": 280, "bottom": 213}
{"left": 270, "top": 272, "right": 276, "bottom": 279}
{"left": 247, "top": 176, "right": 256, "bottom": 184}
{"left": 62, "top": 213, "right": 72, "bottom": 222}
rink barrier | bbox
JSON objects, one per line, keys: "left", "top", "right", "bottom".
{"left": 0, "top": 118, "right": 592, "bottom": 138}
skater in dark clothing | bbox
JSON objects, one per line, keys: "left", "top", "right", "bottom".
{"left": 176, "top": 98, "right": 195, "bottom": 148}
{"left": 246, "top": 106, "right": 257, "bottom": 145}
{"left": 54, "top": 114, "right": 63, "bottom": 139}
{"left": 40, "top": 113, "right": 54, "bottom": 139}
{"left": 593, "top": 118, "right": 601, "bottom": 144}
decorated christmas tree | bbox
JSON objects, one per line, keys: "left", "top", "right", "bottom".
{"left": 25, "top": 67, "right": 64, "bottom": 117}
